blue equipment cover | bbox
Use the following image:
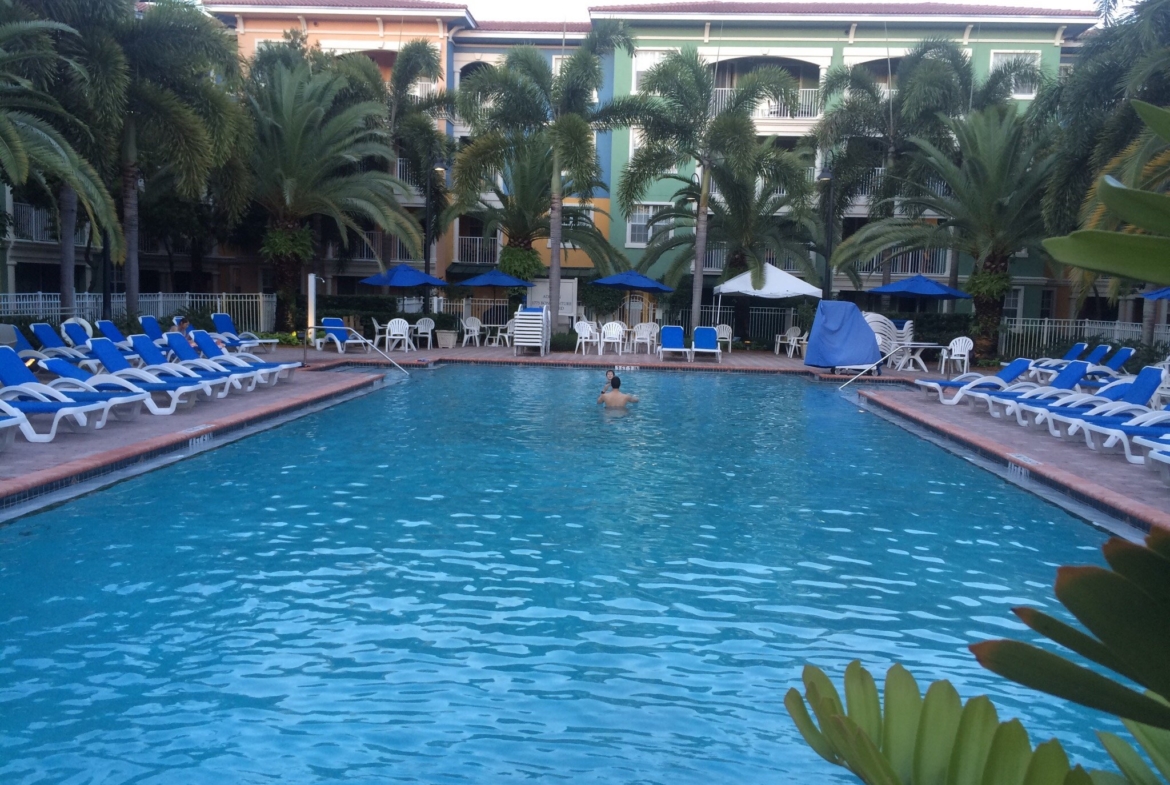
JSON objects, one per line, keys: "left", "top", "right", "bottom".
{"left": 804, "top": 301, "right": 882, "bottom": 369}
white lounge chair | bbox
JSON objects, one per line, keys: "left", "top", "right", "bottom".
{"left": 192, "top": 331, "right": 300, "bottom": 384}
{"left": 0, "top": 346, "right": 143, "bottom": 429}
{"left": 574, "top": 321, "right": 599, "bottom": 355}
{"left": 0, "top": 396, "right": 97, "bottom": 443}
{"left": 915, "top": 358, "right": 1033, "bottom": 405}
{"left": 132, "top": 334, "right": 244, "bottom": 396}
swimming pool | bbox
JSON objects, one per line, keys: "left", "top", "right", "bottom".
{"left": 0, "top": 366, "right": 1116, "bottom": 783}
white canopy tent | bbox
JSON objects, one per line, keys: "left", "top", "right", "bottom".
{"left": 713, "top": 263, "right": 822, "bottom": 311}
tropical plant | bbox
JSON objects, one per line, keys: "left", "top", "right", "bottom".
{"left": 448, "top": 136, "right": 627, "bottom": 277}
{"left": 786, "top": 661, "right": 1098, "bottom": 785}
{"left": 455, "top": 21, "right": 639, "bottom": 331}
{"left": 618, "top": 46, "right": 798, "bottom": 334}
{"left": 816, "top": 38, "right": 1040, "bottom": 290}
{"left": 246, "top": 63, "right": 420, "bottom": 329}
{"left": 635, "top": 139, "right": 814, "bottom": 289}
{"left": 113, "top": 0, "right": 245, "bottom": 312}
{"left": 0, "top": 1, "right": 123, "bottom": 279}
{"left": 830, "top": 108, "right": 1053, "bottom": 357}
{"left": 1044, "top": 100, "right": 1170, "bottom": 288}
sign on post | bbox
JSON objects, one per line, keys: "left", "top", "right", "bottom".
{"left": 528, "top": 278, "right": 577, "bottom": 321}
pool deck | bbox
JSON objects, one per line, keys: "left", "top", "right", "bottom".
{"left": 2, "top": 343, "right": 1165, "bottom": 533}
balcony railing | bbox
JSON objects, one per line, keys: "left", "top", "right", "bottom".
{"left": 457, "top": 235, "right": 499, "bottom": 265}
{"left": 703, "top": 246, "right": 726, "bottom": 272}
{"left": 12, "top": 203, "right": 92, "bottom": 246}
{"left": 385, "top": 235, "right": 418, "bottom": 263}
{"left": 710, "top": 87, "right": 820, "bottom": 120}
{"left": 396, "top": 158, "right": 422, "bottom": 190}
{"left": 857, "top": 247, "right": 948, "bottom": 277}
{"left": 856, "top": 167, "right": 885, "bottom": 197}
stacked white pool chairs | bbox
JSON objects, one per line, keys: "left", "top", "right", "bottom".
{"left": 915, "top": 352, "right": 1170, "bottom": 486}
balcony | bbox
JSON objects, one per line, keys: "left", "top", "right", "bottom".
{"left": 857, "top": 247, "right": 948, "bottom": 277}
{"left": 13, "top": 203, "right": 91, "bottom": 246}
{"left": 396, "top": 158, "right": 422, "bottom": 190}
{"left": 710, "top": 88, "right": 820, "bottom": 120}
{"left": 703, "top": 246, "right": 726, "bottom": 272}
{"left": 856, "top": 167, "right": 885, "bottom": 198}
{"left": 457, "top": 235, "right": 499, "bottom": 265}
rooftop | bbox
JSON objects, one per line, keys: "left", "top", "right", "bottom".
{"left": 473, "top": 20, "right": 593, "bottom": 32}
{"left": 589, "top": 1, "right": 1096, "bottom": 18}
{"left": 203, "top": 0, "right": 468, "bottom": 9}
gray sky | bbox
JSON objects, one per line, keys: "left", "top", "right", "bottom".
{"left": 464, "top": 0, "right": 1100, "bottom": 24}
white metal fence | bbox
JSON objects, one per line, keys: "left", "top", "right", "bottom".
{"left": 457, "top": 236, "right": 499, "bottom": 265}
{"left": 856, "top": 248, "right": 949, "bottom": 277}
{"left": 660, "top": 305, "right": 798, "bottom": 344}
{"left": 13, "top": 203, "right": 92, "bottom": 246}
{"left": 434, "top": 297, "right": 512, "bottom": 326}
{"left": 998, "top": 317, "right": 1170, "bottom": 358}
{"left": 0, "top": 292, "right": 276, "bottom": 333}
{"left": 710, "top": 88, "right": 820, "bottom": 119}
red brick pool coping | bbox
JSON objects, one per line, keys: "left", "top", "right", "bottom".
{"left": 0, "top": 372, "right": 383, "bottom": 513}
{"left": 860, "top": 389, "right": 1170, "bottom": 534}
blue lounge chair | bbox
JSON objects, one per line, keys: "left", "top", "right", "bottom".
{"left": 0, "top": 346, "right": 143, "bottom": 430}
{"left": 30, "top": 322, "right": 99, "bottom": 367}
{"left": 1031, "top": 344, "right": 1110, "bottom": 382}
{"left": 1018, "top": 366, "right": 1165, "bottom": 433}
{"left": 1081, "top": 412, "right": 1170, "bottom": 464}
{"left": 212, "top": 312, "right": 278, "bottom": 353}
{"left": 62, "top": 320, "right": 136, "bottom": 361}
{"left": 2, "top": 324, "right": 48, "bottom": 362}
{"left": 95, "top": 319, "right": 136, "bottom": 351}
{"left": 691, "top": 326, "right": 721, "bottom": 364}
{"left": 130, "top": 334, "right": 243, "bottom": 395}
{"left": 656, "top": 325, "right": 691, "bottom": 362}
{"left": 1025, "top": 342, "right": 1087, "bottom": 376}
{"left": 139, "top": 315, "right": 168, "bottom": 344}
{"left": 314, "top": 317, "right": 365, "bottom": 353}
{"left": 41, "top": 354, "right": 208, "bottom": 416}
{"left": 915, "top": 358, "right": 1032, "bottom": 405}
{"left": 0, "top": 396, "right": 98, "bottom": 443}
{"left": 191, "top": 331, "right": 299, "bottom": 383}
{"left": 89, "top": 338, "right": 216, "bottom": 407}
{"left": 1133, "top": 435, "right": 1170, "bottom": 485}
{"left": 970, "top": 361, "right": 1090, "bottom": 418}
{"left": 163, "top": 333, "right": 265, "bottom": 389}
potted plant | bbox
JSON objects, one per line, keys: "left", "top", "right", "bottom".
{"left": 435, "top": 329, "right": 457, "bottom": 349}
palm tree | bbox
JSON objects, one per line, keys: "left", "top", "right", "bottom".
{"left": 636, "top": 140, "right": 814, "bottom": 290}
{"left": 816, "top": 38, "right": 1040, "bottom": 291}
{"left": 831, "top": 108, "right": 1053, "bottom": 357}
{"left": 618, "top": 47, "right": 798, "bottom": 334}
{"left": 455, "top": 21, "right": 639, "bottom": 331}
{"left": 448, "top": 135, "right": 627, "bottom": 277}
{"left": 246, "top": 63, "right": 420, "bottom": 329}
{"left": 32, "top": 0, "right": 129, "bottom": 315}
{"left": 115, "top": 0, "right": 244, "bottom": 312}
{"left": 0, "top": 3, "right": 122, "bottom": 277}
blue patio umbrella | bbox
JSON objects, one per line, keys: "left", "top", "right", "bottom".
{"left": 1142, "top": 285, "right": 1170, "bottom": 300}
{"left": 590, "top": 270, "right": 674, "bottom": 293}
{"left": 459, "top": 269, "right": 534, "bottom": 288}
{"left": 869, "top": 274, "right": 971, "bottom": 299}
{"left": 359, "top": 263, "right": 446, "bottom": 288}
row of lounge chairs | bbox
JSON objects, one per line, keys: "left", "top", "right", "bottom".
{"left": 0, "top": 314, "right": 297, "bottom": 449}
{"left": 656, "top": 326, "right": 723, "bottom": 363}
{"left": 916, "top": 343, "right": 1170, "bottom": 486}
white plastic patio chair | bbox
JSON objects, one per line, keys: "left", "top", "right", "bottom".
{"left": 414, "top": 317, "right": 434, "bottom": 349}
{"left": 494, "top": 319, "right": 515, "bottom": 347}
{"left": 600, "top": 321, "right": 625, "bottom": 355}
{"left": 632, "top": 322, "right": 656, "bottom": 354}
{"left": 776, "top": 326, "right": 800, "bottom": 356}
{"left": 461, "top": 317, "right": 483, "bottom": 347}
{"left": 574, "top": 321, "right": 599, "bottom": 354}
{"left": 371, "top": 318, "right": 391, "bottom": 351}
{"left": 715, "top": 324, "right": 733, "bottom": 354}
{"left": 939, "top": 336, "right": 973, "bottom": 376}
{"left": 386, "top": 318, "right": 414, "bottom": 352}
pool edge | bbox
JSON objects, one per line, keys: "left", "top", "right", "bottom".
{"left": 0, "top": 373, "right": 386, "bottom": 523}
{"left": 858, "top": 389, "right": 1169, "bottom": 535}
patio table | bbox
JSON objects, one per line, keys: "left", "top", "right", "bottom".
{"left": 894, "top": 342, "right": 944, "bottom": 373}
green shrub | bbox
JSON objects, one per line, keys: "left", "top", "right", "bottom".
{"left": 579, "top": 276, "right": 625, "bottom": 316}
{"left": 259, "top": 331, "right": 300, "bottom": 346}
{"left": 498, "top": 245, "right": 544, "bottom": 281}
{"left": 174, "top": 305, "right": 216, "bottom": 332}
{"left": 400, "top": 312, "right": 457, "bottom": 331}
{"left": 550, "top": 331, "right": 578, "bottom": 352}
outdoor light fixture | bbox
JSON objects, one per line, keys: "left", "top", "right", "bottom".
{"left": 817, "top": 167, "right": 832, "bottom": 182}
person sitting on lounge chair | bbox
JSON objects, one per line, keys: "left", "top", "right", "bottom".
{"left": 597, "top": 375, "right": 638, "bottom": 408}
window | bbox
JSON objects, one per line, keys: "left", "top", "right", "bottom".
{"left": 549, "top": 205, "right": 593, "bottom": 249}
{"left": 1058, "top": 63, "right": 1074, "bottom": 81}
{"left": 630, "top": 128, "right": 676, "bottom": 173}
{"left": 1002, "top": 286, "right": 1024, "bottom": 320}
{"left": 627, "top": 203, "right": 669, "bottom": 246}
{"left": 1040, "top": 288, "right": 1055, "bottom": 319}
{"left": 990, "top": 51, "right": 1041, "bottom": 98}
{"left": 633, "top": 50, "right": 667, "bottom": 93}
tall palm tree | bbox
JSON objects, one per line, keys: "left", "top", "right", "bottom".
{"left": 618, "top": 47, "right": 798, "bottom": 334}
{"left": 115, "top": 0, "right": 244, "bottom": 312}
{"left": 831, "top": 108, "right": 1053, "bottom": 357}
{"left": 636, "top": 140, "right": 814, "bottom": 289}
{"left": 33, "top": 0, "right": 129, "bottom": 315}
{"left": 448, "top": 135, "right": 627, "bottom": 276}
{"left": 246, "top": 63, "right": 420, "bottom": 329}
{"left": 816, "top": 38, "right": 1040, "bottom": 290}
{"left": 455, "top": 21, "right": 639, "bottom": 331}
{"left": 0, "top": 2, "right": 122, "bottom": 272}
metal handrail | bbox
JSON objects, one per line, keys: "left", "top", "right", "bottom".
{"left": 838, "top": 347, "right": 904, "bottom": 391}
{"left": 311, "top": 324, "right": 410, "bottom": 376}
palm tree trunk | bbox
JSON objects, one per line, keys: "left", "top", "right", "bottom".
{"left": 1141, "top": 283, "right": 1156, "bottom": 344}
{"left": 549, "top": 153, "right": 564, "bottom": 333}
{"left": 121, "top": 162, "right": 140, "bottom": 314}
{"left": 58, "top": 184, "right": 77, "bottom": 317}
{"left": 971, "top": 256, "right": 1010, "bottom": 358}
{"left": 691, "top": 164, "right": 711, "bottom": 335}
{"left": 946, "top": 244, "right": 959, "bottom": 314}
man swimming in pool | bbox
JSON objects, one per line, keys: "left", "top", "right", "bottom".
{"left": 597, "top": 375, "right": 639, "bottom": 408}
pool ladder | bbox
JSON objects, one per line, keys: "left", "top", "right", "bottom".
{"left": 307, "top": 325, "right": 410, "bottom": 376}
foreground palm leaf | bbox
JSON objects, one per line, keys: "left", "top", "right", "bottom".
{"left": 785, "top": 661, "right": 1098, "bottom": 785}
{"left": 1043, "top": 101, "right": 1170, "bottom": 286}
{"left": 970, "top": 528, "right": 1170, "bottom": 733}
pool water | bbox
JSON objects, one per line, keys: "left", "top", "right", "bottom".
{"left": 0, "top": 366, "right": 1116, "bottom": 783}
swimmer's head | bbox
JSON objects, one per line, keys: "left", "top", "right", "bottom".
{"left": 611, "top": 376, "right": 621, "bottom": 389}
{"left": 606, "top": 370, "right": 615, "bottom": 379}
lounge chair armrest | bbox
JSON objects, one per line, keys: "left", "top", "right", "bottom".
{"left": 46, "top": 378, "right": 101, "bottom": 393}
{"left": 146, "top": 362, "right": 201, "bottom": 378}
{"left": 1133, "top": 411, "right": 1170, "bottom": 426}
{"left": 0, "top": 384, "right": 66, "bottom": 402}
{"left": 84, "top": 374, "right": 145, "bottom": 392}
{"left": 113, "top": 368, "right": 167, "bottom": 385}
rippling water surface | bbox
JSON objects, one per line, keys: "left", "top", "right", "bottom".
{"left": 0, "top": 367, "right": 1116, "bottom": 783}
